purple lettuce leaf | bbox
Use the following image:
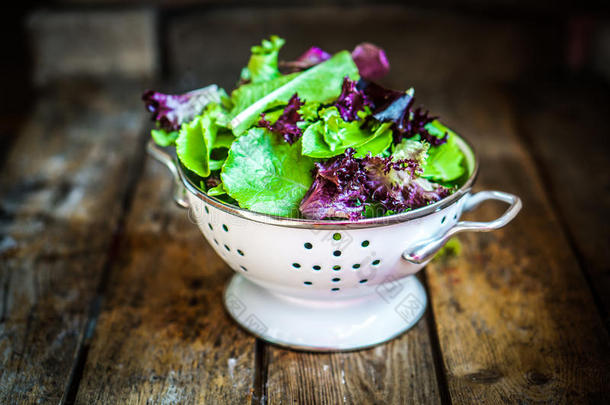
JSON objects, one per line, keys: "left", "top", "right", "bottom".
{"left": 334, "top": 77, "right": 372, "bottom": 121}
{"left": 300, "top": 148, "right": 451, "bottom": 220}
{"left": 280, "top": 43, "right": 389, "bottom": 81}
{"left": 258, "top": 93, "right": 304, "bottom": 144}
{"left": 142, "top": 88, "right": 215, "bottom": 131}
{"left": 363, "top": 157, "right": 450, "bottom": 213}
{"left": 351, "top": 43, "right": 390, "bottom": 81}
{"left": 280, "top": 46, "right": 332, "bottom": 73}
{"left": 360, "top": 81, "right": 447, "bottom": 146}
{"left": 299, "top": 148, "right": 369, "bottom": 220}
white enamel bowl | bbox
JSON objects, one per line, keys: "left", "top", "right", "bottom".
{"left": 148, "top": 134, "right": 521, "bottom": 351}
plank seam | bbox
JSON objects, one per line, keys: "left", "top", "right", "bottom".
{"left": 251, "top": 339, "right": 269, "bottom": 405}
{"left": 421, "top": 271, "right": 453, "bottom": 405}
{"left": 60, "top": 129, "right": 150, "bottom": 405}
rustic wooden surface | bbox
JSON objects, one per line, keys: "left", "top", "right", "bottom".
{"left": 2, "top": 10, "right": 610, "bottom": 403}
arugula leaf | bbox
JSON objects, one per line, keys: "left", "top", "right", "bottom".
{"left": 151, "top": 128, "right": 178, "bottom": 147}
{"left": 421, "top": 120, "right": 465, "bottom": 182}
{"left": 240, "top": 36, "right": 285, "bottom": 83}
{"left": 231, "top": 51, "right": 359, "bottom": 135}
{"left": 221, "top": 128, "right": 315, "bottom": 217}
{"left": 301, "top": 107, "right": 392, "bottom": 158}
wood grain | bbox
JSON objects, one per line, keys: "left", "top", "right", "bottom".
{"left": 74, "top": 156, "right": 257, "bottom": 404}
{"left": 512, "top": 78, "right": 610, "bottom": 324}
{"left": 0, "top": 80, "right": 146, "bottom": 403}
{"left": 419, "top": 82, "right": 610, "bottom": 404}
{"left": 266, "top": 317, "right": 443, "bottom": 404}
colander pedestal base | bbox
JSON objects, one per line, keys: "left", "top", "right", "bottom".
{"left": 223, "top": 274, "right": 427, "bottom": 352}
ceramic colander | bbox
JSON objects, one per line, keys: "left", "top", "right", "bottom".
{"left": 148, "top": 130, "right": 521, "bottom": 351}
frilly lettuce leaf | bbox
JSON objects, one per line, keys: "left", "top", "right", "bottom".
{"left": 301, "top": 107, "right": 392, "bottom": 158}
{"left": 240, "top": 35, "right": 285, "bottom": 84}
{"left": 221, "top": 128, "right": 315, "bottom": 217}
{"left": 230, "top": 50, "right": 359, "bottom": 135}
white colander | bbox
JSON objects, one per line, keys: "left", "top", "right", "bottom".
{"left": 148, "top": 132, "right": 521, "bottom": 351}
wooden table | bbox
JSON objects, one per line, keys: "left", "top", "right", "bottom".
{"left": 1, "top": 74, "right": 609, "bottom": 404}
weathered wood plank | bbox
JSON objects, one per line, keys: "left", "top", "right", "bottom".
{"left": 266, "top": 316, "right": 443, "bottom": 404}
{"left": 512, "top": 78, "right": 610, "bottom": 323}
{"left": 419, "top": 82, "right": 610, "bottom": 403}
{"left": 0, "top": 80, "right": 146, "bottom": 403}
{"left": 74, "top": 156, "right": 257, "bottom": 404}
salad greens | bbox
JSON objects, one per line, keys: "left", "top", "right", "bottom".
{"left": 142, "top": 36, "right": 468, "bottom": 220}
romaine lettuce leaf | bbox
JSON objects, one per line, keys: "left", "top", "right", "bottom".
{"left": 221, "top": 128, "right": 315, "bottom": 217}
{"left": 230, "top": 51, "right": 359, "bottom": 135}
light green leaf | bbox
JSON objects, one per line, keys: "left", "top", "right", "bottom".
{"left": 221, "top": 128, "right": 315, "bottom": 217}
{"left": 422, "top": 120, "right": 465, "bottom": 182}
{"left": 176, "top": 103, "right": 229, "bottom": 177}
{"left": 151, "top": 129, "right": 178, "bottom": 147}
{"left": 302, "top": 107, "right": 393, "bottom": 158}
{"left": 240, "top": 35, "right": 285, "bottom": 84}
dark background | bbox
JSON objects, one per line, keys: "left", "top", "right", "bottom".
{"left": 2, "top": 1, "right": 610, "bottom": 110}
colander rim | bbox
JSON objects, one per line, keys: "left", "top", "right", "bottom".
{"left": 178, "top": 133, "right": 479, "bottom": 229}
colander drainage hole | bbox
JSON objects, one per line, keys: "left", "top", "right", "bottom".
{"left": 333, "top": 233, "right": 341, "bottom": 240}
{"left": 304, "top": 281, "right": 312, "bottom": 285}
{"left": 333, "top": 250, "right": 341, "bottom": 257}
{"left": 205, "top": 206, "right": 209, "bottom": 214}
{"left": 313, "top": 265, "right": 321, "bottom": 270}
{"left": 352, "top": 263, "right": 361, "bottom": 269}
{"left": 237, "top": 249, "right": 244, "bottom": 256}
{"left": 224, "top": 245, "right": 231, "bottom": 252}
{"left": 359, "top": 279, "right": 368, "bottom": 283}
{"left": 222, "top": 224, "right": 229, "bottom": 232}
{"left": 332, "top": 278, "right": 341, "bottom": 282}
{"left": 213, "top": 239, "right": 219, "bottom": 245}
{"left": 240, "top": 265, "right": 247, "bottom": 272}
{"left": 361, "top": 240, "right": 370, "bottom": 247}
{"left": 292, "top": 263, "right": 301, "bottom": 269}
{"left": 372, "top": 259, "right": 381, "bottom": 266}
{"left": 208, "top": 223, "right": 213, "bottom": 231}
{"left": 304, "top": 242, "right": 313, "bottom": 249}
{"left": 441, "top": 216, "right": 446, "bottom": 224}
{"left": 331, "top": 287, "right": 340, "bottom": 292}
{"left": 332, "top": 265, "right": 341, "bottom": 271}
{"left": 454, "top": 213, "right": 458, "bottom": 220}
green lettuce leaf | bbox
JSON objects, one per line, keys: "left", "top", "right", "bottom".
{"left": 151, "top": 128, "right": 179, "bottom": 147}
{"left": 176, "top": 103, "right": 228, "bottom": 177}
{"left": 301, "top": 107, "right": 392, "bottom": 158}
{"left": 207, "top": 183, "right": 227, "bottom": 196}
{"left": 230, "top": 50, "right": 359, "bottom": 135}
{"left": 221, "top": 128, "right": 315, "bottom": 217}
{"left": 240, "top": 35, "right": 285, "bottom": 84}
{"left": 421, "top": 120, "right": 465, "bottom": 182}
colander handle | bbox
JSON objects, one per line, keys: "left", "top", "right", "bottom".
{"left": 147, "top": 140, "right": 190, "bottom": 209}
{"left": 402, "top": 191, "right": 522, "bottom": 264}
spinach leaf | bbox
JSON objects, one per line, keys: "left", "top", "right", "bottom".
{"left": 221, "top": 128, "right": 315, "bottom": 217}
